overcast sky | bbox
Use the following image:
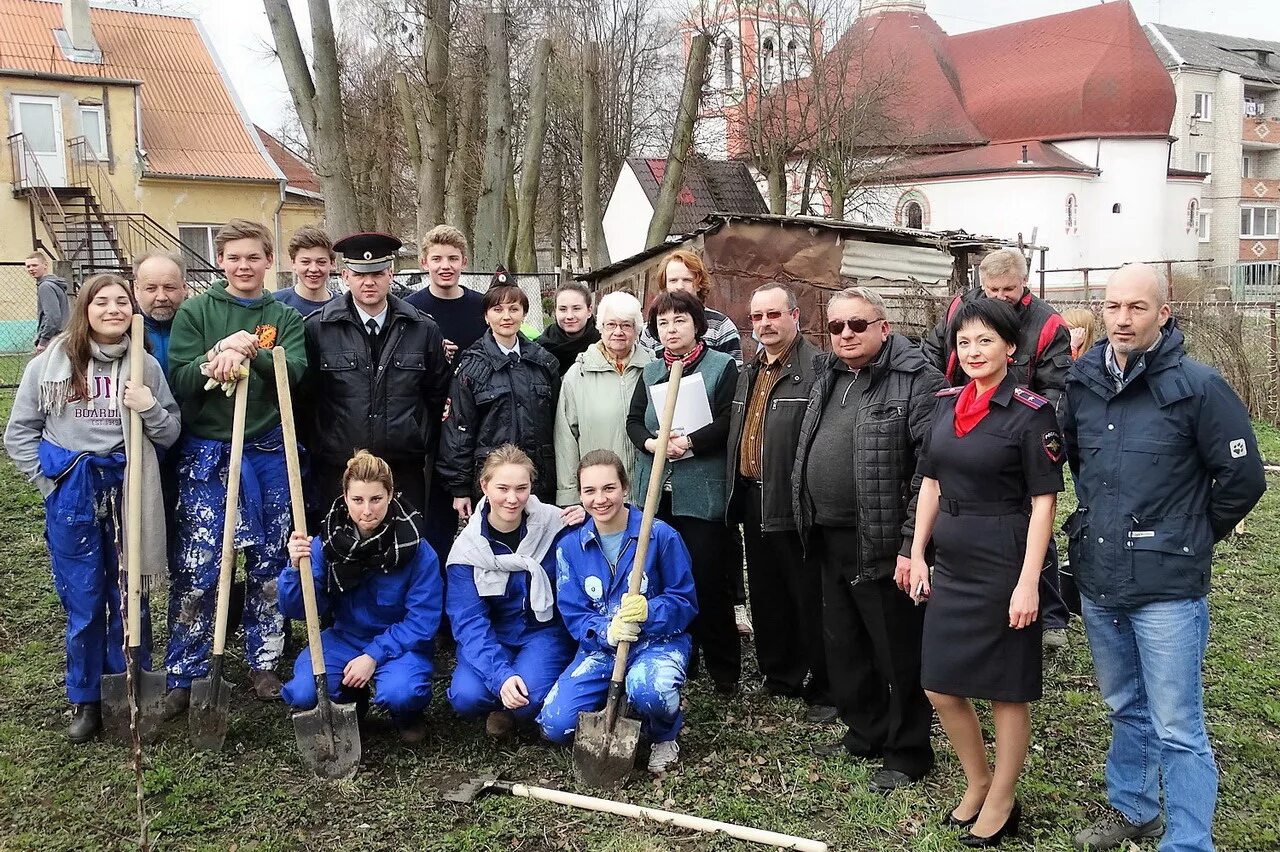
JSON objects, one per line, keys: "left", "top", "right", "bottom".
{"left": 187, "top": 0, "right": 1280, "bottom": 137}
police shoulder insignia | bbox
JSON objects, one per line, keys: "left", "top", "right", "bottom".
{"left": 255, "top": 324, "right": 278, "bottom": 349}
{"left": 1013, "top": 387, "right": 1049, "bottom": 409}
{"left": 935, "top": 386, "right": 964, "bottom": 398}
{"left": 1043, "top": 430, "right": 1064, "bottom": 463}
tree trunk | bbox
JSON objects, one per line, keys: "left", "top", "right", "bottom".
{"left": 550, "top": 151, "right": 564, "bottom": 269}
{"left": 515, "top": 38, "right": 552, "bottom": 273}
{"left": 416, "top": 0, "right": 451, "bottom": 237}
{"left": 581, "top": 44, "right": 609, "bottom": 268}
{"left": 828, "top": 172, "right": 847, "bottom": 220}
{"left": 505, "top": 164, "right": 518, "bottom": 269}
{"left": 446, "top": 74, "right": 480, "bottom": 242}
{"left": 799, "top": 159, "right": 813, "bottom": 216}
{"left": 646, "top": 33, "right": 709, "bottom": 248}
{"left": 474, "top": 7, "right": 512, "bottom": 271}
{"left": 766, "top": 157, "right": 787, "bottom": 215}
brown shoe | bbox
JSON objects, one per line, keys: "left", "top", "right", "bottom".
{"left": 396, "top": 713, "right": 427, "bottom": 744}
{"left": 249, "top": 669, "right": 283, "bottom": 701}
{"left": 485, "top": 710, "right": 516, "bottom": 740}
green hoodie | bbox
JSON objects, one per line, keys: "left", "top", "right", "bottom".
{"left": 169, "top": 280, "right": 307, "bottom": 441}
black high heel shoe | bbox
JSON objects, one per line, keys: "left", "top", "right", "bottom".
{"left": 959, "top": 799, "right": 1021, "bottom": 848}
{"left": 941, "top": 805, "right": 979, "bottom": 829}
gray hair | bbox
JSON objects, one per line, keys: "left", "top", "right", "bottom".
{"left": 596, "top": 290, "right": 644, "bottom": 329}
{"left": 751, "top": 282, "right": 798, "bottom": 311}
{"left": 1109, "top": 263, "right": 1170, "bottom": 306}
{"left": 132, "top": 249, "right": 186, "bottom": 279}
{"left": 827, "top": 285, "right": 887, "bottom": 317}
{"left": 978, "top": 247, "right": 1028, "bottom": 281}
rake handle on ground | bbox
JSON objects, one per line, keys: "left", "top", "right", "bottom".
{"left": 211, "top": 373, "right": 250, "bottom": 658}
{"left": 124, "top": 315, "right": 145, "bottom": 649}
{"left": 606, "top": 360, "right": 684, "bottom": 699}
{"left": 272, "top": 347, "right": 327, "bottom": 680}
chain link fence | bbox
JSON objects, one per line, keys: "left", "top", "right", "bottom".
{"left": 0, "top": 263, "right": 37, "bottom": 387}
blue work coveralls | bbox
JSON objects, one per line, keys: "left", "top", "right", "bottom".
{"left": 165, "top": 427, "right": 291, "bottom": 688}
{"left": 40, "top": 442, "right": 152, "bottom": 703}
{"left": 445, "top": 513, "right": 576, "bottom": 723}
{"left": 537, "top": 506, "right": 698, "bottom": 745}
{"left": 279, "top": 537, "right": 442, "bottom": 719}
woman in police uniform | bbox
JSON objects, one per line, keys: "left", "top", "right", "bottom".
{"left": 904, "top": 298, "right": 1064, "bottom": 847}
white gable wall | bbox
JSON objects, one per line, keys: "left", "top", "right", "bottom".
{"left": 602, "top": 165, "right": 656, "bottom": 264}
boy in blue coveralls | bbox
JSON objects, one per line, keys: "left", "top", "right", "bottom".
{"left": 538, "top": 449, "right": 697, "bottom": 773}
{"left": 279, "top": 451, "right": 442, "bottom": 742}
{"left": 445, "top": 445, "right": 577, "bottom": 738}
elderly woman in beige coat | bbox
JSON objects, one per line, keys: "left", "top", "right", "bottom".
{"left": 554, "top": 291, "right": 654, "bottom": 504}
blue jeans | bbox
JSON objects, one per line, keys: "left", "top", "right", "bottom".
{"left": 1080, "top": 595, "right": 1216, "bottom": 852}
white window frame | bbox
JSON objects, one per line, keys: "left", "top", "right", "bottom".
{"left": 78, "top": 104, "right": 107, "bottom": 160}
{"left": 1194, "top": 152, "right": 1211, "bottom": 175}
{"left": 1240, "top": 206, "right": 1279, "bottom": 239}
{"left": 1198, "top": 210, "right": 1211, "bottom": 242}
{"left": 1193, "top": 91, "right": 1213, "bottom": 122}
{"left": 1242, "top": 156, "right": 1252, "bottom": 178}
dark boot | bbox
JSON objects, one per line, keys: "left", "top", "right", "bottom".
{"left": 162, "top": 687, "right": 190, "bottom": 721}
{"left": 68, "top": 703, "right": 100, "bottom": 743}
{"left": 395, "top": 713, "right": 427, "bottom": 744}
{"left": 249, "top": 669, "right": 283, "bottom": 701}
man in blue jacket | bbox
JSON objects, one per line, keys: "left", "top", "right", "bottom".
{"left": 1063, "top": 264, "right": 1265, "bottom": 852}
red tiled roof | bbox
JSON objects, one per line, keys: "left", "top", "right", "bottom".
{"left": 0, "top": 0, "right": 278, "bottom": 181}
{"left": 947, "top": 3, "right": 1175, "bottom": 143}
{"left": 257, "top": 127, "right": 321, "bottom": 196}
{"left": 628, "top": 157, "right": 767, "bottom": 234}
{"left": 887, "top": 141, "right": 1099, "bottom": 180}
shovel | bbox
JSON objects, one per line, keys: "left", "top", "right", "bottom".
{"left": 188, "top": 370, "right": 249, "bottom": 750}
{"left": 101, "top": 314, "right": 168, "bottom": 744}
{"left": 573, "top": 359, "right": 684, "bottom": 790}
{"left": 273, "top": 346, "right": 361, "bottom": 780}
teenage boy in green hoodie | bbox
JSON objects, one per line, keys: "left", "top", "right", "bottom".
{"left": 163, "top": 219, "right": 307, "bottom": 711}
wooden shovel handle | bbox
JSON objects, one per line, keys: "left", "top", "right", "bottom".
{"left": 124, "top": 314, "right": 145, "bottom": 649}
{"left": 211, "top": 372, "right": 249, "bottom": 657}
{"left": 273, "top": 347, "right": 327, "bottom": 677}
{"left": 609, "top": 360, "right": 684, "bottom": 684}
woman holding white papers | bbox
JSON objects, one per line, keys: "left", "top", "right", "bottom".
{"left": 626, "top": 289, "right": 741, "bottom": 694}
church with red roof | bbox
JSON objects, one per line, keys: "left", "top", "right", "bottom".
{"left": 696, "top": 0, "right": 1203, "bottom": 292}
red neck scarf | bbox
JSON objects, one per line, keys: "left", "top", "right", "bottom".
{"left": 953, "top": 381, "right": 998, "bottom": 438}
{"left": 663, "top": 340, "right": 705, "bottom": 368}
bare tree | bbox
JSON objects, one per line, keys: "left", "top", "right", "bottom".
{"left": 515, "top": 37, "right": 552, "bottom": 272}
{"left": 580, "top": 43, "right": 609, "bottom": 267}
{"left": 646, "top": 33, "right": 709, "bottom": 247}
{"left": 262, "top": 0, "right": 361, "bottom": 235}
{"left": 473, "top": 5, "right": 513, "bottom": 270}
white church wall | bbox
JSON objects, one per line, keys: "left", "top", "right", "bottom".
{"left": 603, "top": 165, "right": 655, "bottom": 263}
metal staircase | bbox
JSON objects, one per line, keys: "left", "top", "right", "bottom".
{"left": 8, "top": 133, "right": 220, "bottom": 283}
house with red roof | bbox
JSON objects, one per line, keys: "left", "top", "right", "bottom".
{"left": 698, "top": 0, "right": 1204, "bottom": 292}
{"left": 0, "top": 0, "right": 324, "bottom": 286}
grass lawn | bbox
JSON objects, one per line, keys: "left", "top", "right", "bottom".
{"left": 0, "top": 389, "right": 1277, "bottom": 851}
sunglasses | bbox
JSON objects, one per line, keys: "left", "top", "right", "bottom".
{"left": 827, "top": 317, "right": 882, "bottom": 335}
{"left": 748, "top": 309, "right": 792, "bottom": 322}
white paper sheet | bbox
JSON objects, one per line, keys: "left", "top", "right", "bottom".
{"left": 649, "top": 371, "right": 713, "bottom": 442}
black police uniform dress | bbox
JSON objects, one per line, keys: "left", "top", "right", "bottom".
{"left": 917, "top": 374, "right": 1065, "bottom": 703}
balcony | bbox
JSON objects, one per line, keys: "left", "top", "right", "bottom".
{"left": 1242, "top": 115, "right": 1280, "bottom": 147}
{"left": 1242, "top": 178, "right": 1280, "bottom": 201}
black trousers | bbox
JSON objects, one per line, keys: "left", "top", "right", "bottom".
{"left": 659, "top": 494, "right": 741, "bottom": 686}
{"left": 817, "top": 525, "right": 934, "bottom": 778}
{"left": 742, "top": 481, "right": 829, "bottom": 703}
{"left": 1040, "top": 538, "right": 1069, "bottom": 630}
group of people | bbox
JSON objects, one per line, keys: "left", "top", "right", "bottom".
{"left": 7, "top": 226, "right": 1266, "bottom": 849}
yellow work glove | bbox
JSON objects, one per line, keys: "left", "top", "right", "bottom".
{"left": 619, "top": 592, "right": 648, "bottom": 624}
{"left": 606, "top": 613, "right": 640, "bottom": 646}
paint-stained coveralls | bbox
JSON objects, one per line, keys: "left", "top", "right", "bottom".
{"left": 163, "top": 282, "right": 307, "bottom": 687}
{"left": 445, "top": 498, "right": 576, "bottom": 723}
{"left": 538, "top": 505, "right": 697, "bottom": 744}
{"left": 4, "top": 343, "right": 180, "bottom": 702}
{"left": 279, "top": 537, "right": 442, "bottom": 718}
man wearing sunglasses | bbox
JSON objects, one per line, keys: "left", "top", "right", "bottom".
{"left": 726, "top": 284, "right": 832, "bottom": 723}
{"left": 793, "top": 286, "right": 945, "bottom": 793}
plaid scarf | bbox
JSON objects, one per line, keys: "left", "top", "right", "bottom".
{"left": 320, "top": 496, "right": 422, "bottom": 593}
{"left": 662, "top": 340, "right": 704, "bottom": 367}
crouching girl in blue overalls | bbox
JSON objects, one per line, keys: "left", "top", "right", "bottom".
{"left": 537, "top": 449, "right": 697, "bottom": 773}
{"left": 445, "top": 444, "right": 580, "bottom": 738}
{"left": 279, "top": 450, "right": 442, "bottom": 743}
{"left": 4, "top": 274, "right": 180, "bottom": 742}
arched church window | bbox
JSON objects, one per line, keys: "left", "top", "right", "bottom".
{"left": 905, "top": 201, "right": 923, "bottom": 229}
{"left": 723, "top": 37, "right": 734, "bottom": 88}
{"left": 787, "top": 38, "right": 799, "bottom": 74}
{"left": 762, "top": 36, "right": 775, "bottom": 85}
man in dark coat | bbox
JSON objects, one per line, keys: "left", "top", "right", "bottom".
{"left": 26, "top": 252, "right": 70, "bottom": 353}
{"left": 792, "top": 286, "right": 944, "bottom": 793}
{"left": 727, "top": 282, "right": 831, "bottom": 721}
{"left": 303, "top": 232, "right": 450, "bottom": 514}
{"left": 1064, "top": 263, "right": 1265, "bottom": 852}
{"left": 921, "top": 246, "right": 1074, "bottom": 647}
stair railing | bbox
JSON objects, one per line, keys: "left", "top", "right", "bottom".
{"left": 8, "top": 132, "right": 67, "bottom": 261}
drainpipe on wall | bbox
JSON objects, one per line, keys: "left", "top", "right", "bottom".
{"left": 273, "top": 179, "right": 287, "bottom": 292}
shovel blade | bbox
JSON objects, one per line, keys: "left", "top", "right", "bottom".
{"left": 100, "top": 667, "right": 168, "bottom": 745}
{"left": 293, "top": 702, "right": 362, "bottom": 780}
{"left": 187, "top": 675, "right": 231, "bottom": 751}
{"left": 572, "top": 709, "right": 642, "bottom": 790}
